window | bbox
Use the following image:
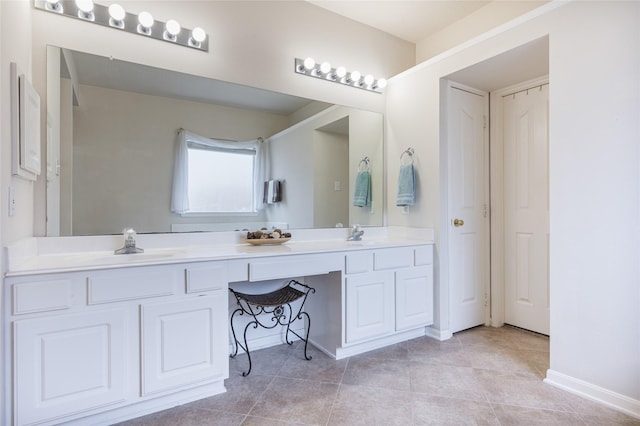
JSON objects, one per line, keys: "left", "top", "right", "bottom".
{"left": 171, "top": 130, "right": 266, "bottom": 215}
{"left": 187, "top": 146, "right": 255, "bottom": 213}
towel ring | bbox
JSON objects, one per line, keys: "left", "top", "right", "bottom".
{"left": 400, "top": 148, "right": 414, "bottom": 165}
{"left": 358, "top": 157, "right": 370, "bottom": 171}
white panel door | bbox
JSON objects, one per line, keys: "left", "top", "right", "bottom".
{"left": 141, "top": 294, "right": 228, "bottom": 395}
{"left": 503, "top": 84, "right": 550, "bottom": 335}
{"left": 448, "top": 83, "right": 490, "bottom": 333}
{"left": 14, "top": 309, "right": 127, "bottom": 425}
{"left": 345, "top": 271, "right": 395, "bottom": 343}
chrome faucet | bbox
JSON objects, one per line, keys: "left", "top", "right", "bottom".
{"left": 114, "top": 227, "right": 144, "bottom": 254}
{"left": 347, "top": 224, "right": 365, "bottom": 241}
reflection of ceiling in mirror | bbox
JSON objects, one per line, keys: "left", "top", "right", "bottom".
{"left": 61, "top": 48, "right": 315, "bottom": 115}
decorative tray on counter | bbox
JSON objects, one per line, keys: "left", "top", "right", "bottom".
{"left": 244, "top": 229, "right": 291, "bottom": 245}
{"left": 244, "top": 237, "right": 291, "bottom": 246}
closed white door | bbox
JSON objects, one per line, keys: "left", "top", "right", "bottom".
{"left": 503, "top": 84, "right": 550, "bottom": 335}
{"left": 448, "top": 83, "right": 490, "bottom": 333}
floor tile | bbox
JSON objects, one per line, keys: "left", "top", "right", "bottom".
{"left": 248, "top": 376, "right": 339, "bottom": 425}
{"left": 412, "top": 394, "right": 499, "bottom": 425}
{"left": 277, "top": 344, "right": 348, "bottom": 383}
{"left": 341, "top": 355, "right": 412, "bottom": 391}
{"left": 492, "top": 404, "right": 585, "bottom": 425}
{"left": 477, "top": 369, "right": 575, "bottom": 412}
{"left": 410, "top": 362, "right": 487, "bottom": 401}
{"left": 327, "top": 383, "right": 413, "bottom": 426}
{"left": 187, "top": 373, "right": 274, "bottom": 414}
{"left": 115, "top": 405, "right": 245, "bottom": 426}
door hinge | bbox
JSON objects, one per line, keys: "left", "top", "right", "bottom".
{"left": 483, "top": 203, "right": 488, "bottom": 218}
{"left": 484, "top": 292, "right": 489, "bottom": 307}
{"left": 483, "top": 115, "right": 487, "bottom": 129}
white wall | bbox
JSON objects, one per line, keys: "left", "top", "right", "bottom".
{"left": 415, "top": 1, "right": 548, "bottom": 62}
{"left": 387, "top": 0, "right": 640, "bottom": 415}
{"left": 1, "top": 0, "right": 34, "bottom": 416}
{"left": 1, "top": 0, "right": 35, "bottom": 247}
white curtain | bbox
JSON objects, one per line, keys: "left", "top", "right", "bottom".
{"left": 171, "top": 129, "right": 267, "bottom": 214}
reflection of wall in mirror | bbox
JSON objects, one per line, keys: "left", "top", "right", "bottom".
{"left": 64, "top": 83, "right": 382, "bottom": 235}
{"left": 69, "top": 83, "right": 290, "bottom": 235}
{"left": 267, "top": 106, "right": 383, "bottom": 229}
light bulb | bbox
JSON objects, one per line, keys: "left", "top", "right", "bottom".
{"left": 191, "top": 27, "right": 206, "bottom": 43}
{"left": 108, "top": 4, "right": 125, "bottom": 21}
{"left": 350, "top": 71, "right": 361, "bottom": 83}
{"left": 138, "top": 11, "right": 154, "bottom": 29}
{"left": 303, "top": 57, "right": 315, "bottom": 70}
{"left": 364, "top": 74, "right": 375, "bottom": 86}
{"left": 75, "top": 0, "right": 93, "bottom": 13}
{"left": 336, "top": 66, "right": 347, "bottom": 78}
{"left": 45, "top": 0, "right": 62, "bottom": 11}
{"left": 376, "top": 78, "right": 388, "bottom": 89}
{"left": 165, "top": 19, "right": 181, "bottom": 36}
{"left": 320, "top": 62, "right": 331, "bottom": 74}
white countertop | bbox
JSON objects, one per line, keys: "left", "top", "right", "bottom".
{"left": 4, "top": 227, "right": 434, "bottom": 276}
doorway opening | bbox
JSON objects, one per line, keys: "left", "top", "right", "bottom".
{"left": 443, "top": 35, "right": 550, "bottom": 336}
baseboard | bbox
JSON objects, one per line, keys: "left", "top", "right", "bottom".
{"left": 425, "top": 326, "right": 453, "bottom": 341}
{"left": 545, "top": 369, "right": 640, "bottom": 420}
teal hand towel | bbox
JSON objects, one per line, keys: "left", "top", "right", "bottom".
{"left": 353, "top": 170, "right": 371, "bottom": 207}
{"left": 396, "top": 164, "right": 415, "bottom": 206}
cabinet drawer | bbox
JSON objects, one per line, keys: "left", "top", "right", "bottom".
{"left": 12, "top": 279, "right": 73, "bottom": 315}
{"left": 249, "top": 253, "right": 341, "bottom": 281}
{"left": 414, "top": 245, "right": 434, "bottom": 266}
{"left": 345, "top": 252, "right": 373, "bottom": 274}
{"left": 186, "top": 263, "right": 227, "bottom": 293}
{"left": 88, "top": 268, "right": 179, "bottom": 304}
{"left": 373, "top": 247, "right": 413, "bottom": 270}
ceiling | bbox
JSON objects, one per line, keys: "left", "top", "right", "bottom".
{"left": 307, "top": 0, "right": 491, "bottom": 43}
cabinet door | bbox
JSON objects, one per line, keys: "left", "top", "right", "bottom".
{"left": 141, "top": 293, "right": 228, "bottom": 395}
{"left": 345, "top": 271, "right": 394, "bottom": 343}
{"left": 395, "top": 266, "right": 434, "bottom": 331}
{"left": 14, "top": 309, "right": 127, "bottom": 425}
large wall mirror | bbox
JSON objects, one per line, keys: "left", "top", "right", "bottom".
{"left": 46, "top": 46, "right": 384, "bottom": 236}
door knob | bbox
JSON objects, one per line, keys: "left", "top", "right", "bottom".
{"left": 453, "top": 218, "right": 464, "bottom": 227}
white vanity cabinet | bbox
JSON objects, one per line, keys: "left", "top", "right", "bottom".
{"left": 13, "top": 308, "right": 128, "bottom": 426}
{"left": 4, "top": 262, "right": 229, "bottom": 426}
{"left": 141, "top": 293, "right": 227, "bottom": 395}
{"left": 341, "top": 245, "right": 434, "bottom": 351}
{"left": 345, "top": 271, "right": 395, "bottom": 342}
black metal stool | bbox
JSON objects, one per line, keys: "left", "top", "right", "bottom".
{"left": 229, "top": 280, "right": 315, "bottom": 376}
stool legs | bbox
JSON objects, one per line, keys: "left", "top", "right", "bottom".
{"left": 229, "top": 281, "right": 315, "bottom": 376}
{"left": 285, "top": 310, "right": 312, "bottom": 361}
{"left": 229, "top": 307, "right": 257, "bottom": 377}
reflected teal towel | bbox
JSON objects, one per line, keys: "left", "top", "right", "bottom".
{"left": 396, "top": 164, "right": 415, "bottom": 206}
{"left": 353, "top": 170, "right": 371, "bottom": 207}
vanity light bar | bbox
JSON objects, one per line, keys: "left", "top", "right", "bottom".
{"left": 294, "top": 58, "right": 387, "bottom": 93}
{"left": 34, "top": 0, "right": 209, "bottom": 52}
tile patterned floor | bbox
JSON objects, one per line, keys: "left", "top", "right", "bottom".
{"left": 117, "top": 326, "right": 640, "bottom": 425}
